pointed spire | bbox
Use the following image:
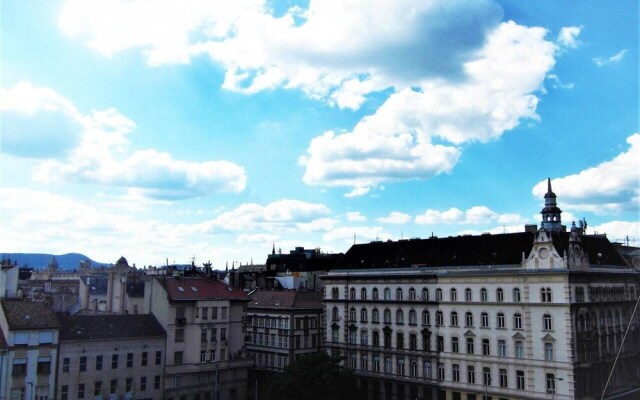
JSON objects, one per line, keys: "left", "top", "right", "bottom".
{"left": 272, "top": 242, "right": 275, "bottom": 255}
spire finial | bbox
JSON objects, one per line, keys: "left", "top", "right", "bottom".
{"left": 547, "top": 177, "right": 552, "bottom": 192}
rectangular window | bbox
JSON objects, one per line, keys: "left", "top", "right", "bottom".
{"left": 517, "top": 370, "right": 525, "bottom": 390}
{"left": 14, "top": 332, "right": 29, "bottom": 346}
{"left": 499, "top": 369, "right": 508, "bottom": 388}
{"left": 546, "top": 373, "right": 556, "bottom": 394}
{"left": 127, "top": 353, "right": 134, "bottom": 367}
{"left": 437, "top": 363, "right": 445, "bottom": 380}
{"left": 202, "top": 307, "right": 208, "bottom": 320}
{"left": 79, "top": 356, "right": 87, "bottom": 372}
{"left": 174, "top": 351, "right": 183, "bottom": 365}
{"left": 545, "top": 342, "right": 554, "bottom": 361}
{"left": 37, "top": 356, "right": 51, "bottom": 374}
{"left": 95, "top": 355, "right": 103, "bottom": 371}
{"left": 155, "top": 375, "right": 161, "bottom": 390}
{"left": 452, "top": 364, "right": 460, "bottom": 382}
{"left": 140, "top": 377, "right": 147, "bottom": 391}
{"left": 221, "top": 307, "right": 228, "bottom": 319}
{"left": 483, "top": 367, "right": 491, "bottom": 386}
{"left": 212, "top": 307, "right": 218, "bottom": 319}
{"left": 141, "top": 352, "right": 148, "bottom": 366}
{"left": 112, "top": 354, "right": 118, "bottom": 369}
{"left": 211, "top": 328, "right": 217, "bottom": 341}
{"left": 77, "top": 384, "right": 85, "bottom": 399}
{"left": 221, "top": 328, "right": 227, "bottom": 341}
{"left": 63, "top": 357, "right": 70, "bottom": 373}
{"left": 94, "top": 382, "right": 102, "bottom": 396}
{"left": 498, "top": 340, "right": 506, "bottom": 357}
{"left": 39, "top": 331, "right": 53, "bottom": 344}
{"left": 201, "top": 329, "right": 207, "bottom": 342}
{"left": 515, "top": 341, "right": 524, "bottom": 359}
{"left": 155, "top": 351, "right": 162, "bottom": 365}
{"left": 466, "top": 338, "right": 474, "bottom": 354}
{"left": 467, "top": 366, "right": 475, "bottom": 384}
{"left": 482, "top": 339, "right": 490, "bottom": 356}
{"left": 61, "top": 385, "right": 69, "bottom": 400}
{"left": 201, "top": 351, "right": 207, "bottom": 363}
{"left": 175, "top": 329, "right": 184, "bottom": 343}
{"left": 481, "top": 313, "right": 489, "bottom": 328}
{"left": 452, "top": 337, "right": 459, "bottom": 353}
{"left": 126, "top": 378, "right": 133, "bottom": 392}
{"left": 110, "top": 379, "right": 118, "bottom": 394}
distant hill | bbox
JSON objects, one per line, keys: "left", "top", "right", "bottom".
{"left": 0, "top": 253, "right": 110, "bottom": 270}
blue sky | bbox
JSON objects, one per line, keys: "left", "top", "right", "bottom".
{"left": 1, "top": 0, "right": 638, "bottom": 267}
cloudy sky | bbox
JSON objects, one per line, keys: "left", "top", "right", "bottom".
{"left": 2, "top": 0, "right": 638, "bottom": 267}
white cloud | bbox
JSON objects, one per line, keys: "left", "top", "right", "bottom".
{"left": 377, "top": 211, "right": 411, "bottom": 224}
{"left": 456, "top": 224, "right": 526, "bottom": 236}
{"left": 589, "top": 221, "right": 640, "bottom": 242}
{"left": 1, "top": 82, "right": 247, "bottom": 200}
{"left": 415, "top": 206, "right": 526, "bottom": 225}
{"left": 346, "top": 212, "right": 366, "bottom": 222}
{"left": 532, "top": 133, "right": 640, "bottom": 214}
{"left": 593, "top": 49, "right": 628, "bottom": 66}
{"left": 323, "top": 226, "right": 390, "bottom": 244}
{"left": 546, "top": 74, "right": 574, "bottom": 90}
{"left": 556, "top": 26, "right": 582, "bottom": 50}
{"left": 300, "top": 21, "right": 557, "bottom": 194}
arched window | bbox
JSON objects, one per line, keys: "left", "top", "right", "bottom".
{"left": 422, "top": 310, "right": 431, "bottom": 326}
{"left": 422, "top": 288, "right": 429, "bottom": 301}
{"left": 361, "top": 288, "right": 367, "bottom": 300}
{"left": 543, "top": 313, "right": 553, "bottom": 330}
{"left": 496, "top": 288, "right": 504, "bottom": 302}
{"left": 436, "top": 311, "right": 444, "bottom": 326}
{"left": 384, "top": 309, "right": 391, "bottom": 324}
{"left": 541, "top": 287, "right": 552, "bottom": 302}
{"left": 480, "top": 288, "right": 488, "bottom": 302}
{"left": 350, "top": 287, "right": 356, "bottom": 300}
{"left": 396, "top": 288, "right": 403, "bottom": 300}
{"left": 497, "top": 312, "right": 505, "bottom": 328}
{"left": 372, "top": 287, "right": 379, "bottom": 300}
{"left": 465, "top": 288, "right": 473, "bottom": 302}
{"left": 332, "top": 307, "right": 339, "bottom": 321}
{"left": 384, "top": 288, "right": 391, "bottom": 300}
{"left": 409, "top": 287, "right": 416, "bottom": 300}
{"left": 396, "top": 309, "right": 404, "bottom": 324}
{"left": 450, "top": 311, "right": 459, "bottom": 327}
{"left": 481, "top": 312, "right": 489, "bottom": 327}
{"left": 372, "top": 308, "right": 380, "bottom": 323}
{"left": 514, "top": 313, "right": 522, "bottom": 329}
{"left": 409, "top": 309, "right": 417, "bottom": 325}
{"left": 513, "top": 288, "right": 521, "bottom": 302}
{"left": 450, "top": 288, "right": 458, "bottom": 301}
{"left": 360, "top": 329, "right": 368, "bottom": 346}
{"left": 436, "top": 288, "right": 443, "bottom": 301}
{"left": 350, "top": 307, "right": 356, "bottom": 321}
{"left": 465, "top": 312, "right": 473, "bottom": 327}
{"left": 332, "top": 287, "right": 339, "bottom": 299}
{"left": 360, "top": 308, "right": 368, "bottom": 322}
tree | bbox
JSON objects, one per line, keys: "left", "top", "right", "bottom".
{"left": 271, "top": 352, "right": 359, "bottom": 400}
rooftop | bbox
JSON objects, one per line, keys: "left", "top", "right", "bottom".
{"left": 58, "top": 313, "right": 165, "bottom": 341}
{"left": 162, "top": 277, "right": 248, "bottom": 301}
{"left": 1, "top": 299, "right": 60, "bottom": 330}
{"left": 249, "top": 290, "right": 323, "bottom": 309}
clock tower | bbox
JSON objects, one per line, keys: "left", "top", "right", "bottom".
{"left": 540, "top": 178, "right": 565, "bottom": 232}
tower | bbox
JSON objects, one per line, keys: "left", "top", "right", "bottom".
{"left": 540, "top": 178, "right": 565, "bottom": 232}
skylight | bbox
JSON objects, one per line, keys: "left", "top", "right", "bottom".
{"left": 177, "top": 286, "right": 184, "bottom": 292}
{"left": 191, "top": 286, "right": 198, "bottom": 292}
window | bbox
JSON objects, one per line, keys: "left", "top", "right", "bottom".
{"left": 126, "top": 378, "right": 133, "bottom": 392}
{"left": 465, "top": 312, "right": 473, "bottom": 327}
{"left": 451, "top": 337, "right": 459, "bottom": 353}
{"left": 541, "top": 287, "right": 552, "bottom": 303}
{"left": 423, "top": 332, "right": 431, "bottom": 351}
{"left": 384, "top": 331, "right": 392, "bottom": 347}
{"left": 95, "top": 355, "right": 103, "bottom": 371}
{"left": 450, "top": 312, "right": 458, "bottom": 327}
{"left": 515, "top": 340, "right": 524, "bottom": 359}
{"left": 466, "top": 338, "right": 474, "bottom": 354}
{"left": 422, "top": 310, "right": 431, "bottom": 326}
{"left": 436, "top": 311, "right": 444, "bottom": 326}
{"left": 140, "top": 376, "right": 147, "bottom": 391}
{"left": 396, "top": 288, "right": 403, "bottom": 300}
{"left": 496, "top": 288, "right": 504, "bottom": 302}
{"left": 350, "top": 287, "right": 356, "bottom": 300}
{"left": 373, "top": 355, "right": 380, "bottom": 372}
{"left": 221, "top": 307, "right": 227, "bottom": 319}
{"left": 202, "top": 307, "right": 208, "bottom": 320}
{"left": 450, "top": 288, "right": 457, "bottom": 301}
{"left": 110, "top": 379, "right": 118, "bottom": 394}
{"left": 482, "top": 339, "right": 490, "bottom": 355}
{"left": 436, "top": 289, "right": 443, "bottom": 301}
{"left": 452, "top": 364, "right": 460, "bottom": 382}
{"left": 467, "top": 366, "right": 475, "bottom": 384}
{"left": 480, "top": 288, "right": 488, "bottom": 302}
{"left": 175, "top": 329, "right": 184, "bottom": 343}
{"left": 332, "top": 307, "right": 339, "bottom": 321}
{"left": 543, "top": 314, "right": 553, "bottom": 330}
{"left": 39, "top": 331, "right": 53, "bottom": 344}
{"left": 173, "top": 375, "right": 181, "bottom": 388}
{"left": 514, "top": 313, "right": 523, "bottom": 329}
{"left": 384, "top": 357, "right": 392, "bottom": 374}
{"left": 422, "top": 288, "right": 429, "bottom": 301}
{"left": 396, "top": 309, "right": 404, "bottom": 324}
{"left": 397, "top": 358, "right": 405, "bottom": 375}
{"left": 397, "top": 333, "right": 404, "bottom": 349}
{"left": 12, "top": 358, "right": 27, "bottom": 376}
{"left": 211, "top": 328, "right": 218, "bottom": 341}
{"left": 499, "top": 369, "right": 508, "bottom": 388}
{"left": 360, "top": 330, "right": 369, "bottom": 346}
{"left": 372, "top": 288, "right": 379, "bottom": 300}
{"left": 372, "top": 308, "right": 380, "bottom": 323}
{"left": 423, "top": 360, "right": 432, "bottom": 378}
{"left": 465, "top": 288, "right": 473, "bottom": 301}
{"left": 127, "top": 353, "right": 133, "bottom": 367}
{"left": 332, "top": 287, "right": 339, "bottom": 299}
{"left": 77, "top": 384, "right": 85, "bottom": 399}
{"left": 409, "top": 288, "right": 416, "bottom": 300}
{"left": 79, "top": 356, "right": 87, "bottom": 372}
{"left": 112, "top": 354, "right": 118, "bottom": 369}
{"left": 154, "top": 375, "right": 161, "bottom": 390}
{"left": 155, "top": 351, "right": 162, "bottom": 365}
{"left": 94, "top": 382, "right": 102, "bottom": 396}
{"left": 437, "top": 335, "right": 444, "bottom": 352}
{"left": 14, "top": 332, "right": 28, "bottom": 346}
{"left": 410, "top": 360, "right": 418, "bottom": 377}
{"left": 545, "top": 342, "right": 554, "bottom": 361}
{"left": 142, "top": 351, "right": 148, "bottom": 366}
{"left": 384, "top": 288, "right": 391, "bottom": 300}
{"left": 483, "top": 367, "right": 492, "bottom": 386}
{"left": 546, "top": 373, "right": 556, "bottom": 394}
{"left": 513, "top": 288, "right": 521, "bottom": 302}
{"left": 409, "top": 309, "right": 417, "bottom": 325}
{"left": 384, "top": 309, "right": 391, "bottom": 324}
{"left": 175, "top": 351, "right": 183, "bottom": 365}
{"left": 481, "top": 312, "right": 489, "bottom": 328}
{"left": 63, "top": 357, "right": 70, "bottom": 373}
{"left": 201, "top": 329, "right": 208, "bottom": 342}
{"left": 498, "top": 339, "right": 506, "bottom": 357}
{"left": 61, "top": 385, "right": 69, "bottom": 400}
{"left": 350, "top": 307, "right": 356, "bottom": 321}
{"left": 437, "top": 363, "right": 445, "bottom": 380}
{"left": 517, "top": 370, "right": 525, "bottom": 390}
{"left": 361, "top": 288, "right": 367, "bottom": 300}
{"left": 497, "top": 312, "right": 505, "bottom": 328}
{"left": 410, "top": 334, "right": 418, "bottom": 350}
{"left": 362, "top": 355, "right": 369, "bottom": 371}
{"left": 361, "top": 308, "right": 368, "bottom": 322}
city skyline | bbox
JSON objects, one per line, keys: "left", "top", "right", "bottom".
{"left": 1, "top": 0, "right": 638, "bottom": 267}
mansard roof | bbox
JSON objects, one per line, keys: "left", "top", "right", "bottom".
{"left": 58, "top": 313, "right": 165, "bottom": 341}
{"left": 1, "top": 299, "right": 60, "bottom": 330}
{"left": 248, "top": 290, "right": 323, "bottom": 310}
{"left": 335, "top": 231, "right": 627, "bottom": 269}
{"left": 162, "top": 276, "right": 248, "bottom": 301}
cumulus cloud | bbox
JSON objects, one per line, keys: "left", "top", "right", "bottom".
{"left": 556, "top": 26, "right": 582, "bottom": 50}
{"left": 346, "top": 212, "right": 366, "bottom": 222}
{"left": 589, "top": 221, "right": 640, "bottom": 241}
{"left": 323, "top": 226, "right": 390, "bottom": 244}
{"left": 203, "top": 199, "right": 332, "bottom": 232}
{"left": 415, "top": 206, "right": 526, "bottom": 225}
{"left": 1, "top": 82, "right": 247, "bottom": 200}
{"left": 532, "top": 133, "right": 640, "bottom": 214}
{"left": 593, "top": 49, "right": 627, "bottom": 67}
{"left": 377, "top": 211, "right": 412, "bottom": 224}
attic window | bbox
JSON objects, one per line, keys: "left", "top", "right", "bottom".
{"left": 191, "top": 287, "right": 198, "bottom": 292}
{"left": 177, "top": 286, "right": 185, "bottom": 292}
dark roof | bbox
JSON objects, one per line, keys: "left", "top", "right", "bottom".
{"left": 248, "top": 291, "right": 323, "bottom": 309}
{"left": 163, "top": 277, "right": 248, "bottom": 301}
{"left": 58, "top": 314, "right": 165, "bottom": 341}
{"left": 1, "top": 299, "right": 60, "bottom": 330}
{"left": 335, "top": 232, "right": 628, "bottom": 269}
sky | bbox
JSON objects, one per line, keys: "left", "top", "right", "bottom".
{"left": 1, "top": 0, "right": 638, "bottom": 268}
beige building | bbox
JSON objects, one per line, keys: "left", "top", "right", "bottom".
{"left": 148, "top": 276, "right": 252, "bottom": 400}
{"left": 0, "top": 299, "right": 60, "bottom": 400}
{"left": 56, "top": 313, "right": 166, "bottom": 400}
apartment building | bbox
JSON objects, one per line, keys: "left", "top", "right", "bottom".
{"left": 321, "top": 181, "right": 640, "bottom": 400}
{"left": 56, "top": 314, "right": 166, "bottom": 400}
{"left": 0, "top": 299, "right": 60, "bottom": 400}
{"left": 149, "top": 276, "right": 252, "bottom": 400}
